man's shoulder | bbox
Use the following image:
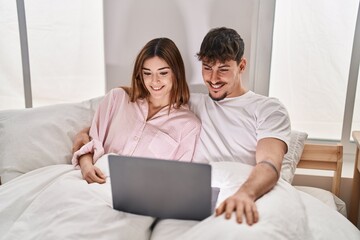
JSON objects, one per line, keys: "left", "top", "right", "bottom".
{"left": 190, "top": 92, "right": 206, "bottom": 99}
{"left": 189, "top": 92, "right": 208, "bottom": 106}
{"left": 248, "top": 92, "right": 285, "bottom": 107}
{"left": 262, "top": 96, "right": 287, "bottom": 110}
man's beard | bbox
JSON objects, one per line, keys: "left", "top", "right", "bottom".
{"left": 209, "top": 92, "right": 227, "bottom": 101}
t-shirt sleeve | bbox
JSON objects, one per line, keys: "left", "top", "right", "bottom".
{"left": 256, "top": 98, "right": 291, "bottom": 151}
{"left": 71, "top": 89, "right": 117, "bottom": 166}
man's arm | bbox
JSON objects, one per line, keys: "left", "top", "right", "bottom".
{"left": 72, "top": 127, "right": 91, "bottom": 153}
{"left": 215, "top": 137, "right": 287, "bottom": 225}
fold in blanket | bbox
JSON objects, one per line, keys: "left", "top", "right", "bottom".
{"left": 0, "top": 156, "right": 359, "bottom": 240}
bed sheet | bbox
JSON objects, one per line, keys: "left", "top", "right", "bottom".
{"left": 0, "top": 156, "right": 359, "bottom": 240}
{"left": 150, "top": 190, "right": 359, "bottom": 240}
{"left": 0, "top": 156, "right": 154, "bottom": 240}
{"left": 150, "top": 162, "right": 360, "bottom": 240}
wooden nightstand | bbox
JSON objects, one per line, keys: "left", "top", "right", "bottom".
{"left": 349, "top": 131, "right": 360, "bottom": 226}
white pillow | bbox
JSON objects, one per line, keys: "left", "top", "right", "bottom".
{"left": 280, "top": 130, "right": 308, "bottom": 183}
{"left": 0, "top": 97, "right": 102, "bottom": 184}
{"left": 294, "top": 186, "right": 347, "bottom": 217}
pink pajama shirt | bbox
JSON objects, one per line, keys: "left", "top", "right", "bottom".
{"left": 72, "top": 88, "right": 201, "bottom": 165}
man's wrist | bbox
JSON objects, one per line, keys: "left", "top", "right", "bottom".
{"left": 237, "top": 182, "right": 257, "bottom": 200}
{"left": 257, "top": 160, "right": 279, "bottom": 179}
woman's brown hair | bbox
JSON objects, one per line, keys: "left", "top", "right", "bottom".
{"left": 125, "top": 38, "right": 190, "bottom": 109}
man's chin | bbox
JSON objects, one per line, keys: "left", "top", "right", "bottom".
{"left": 209, "top": 92, "right": 227, "bottom": 101}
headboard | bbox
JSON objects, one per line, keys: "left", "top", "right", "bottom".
{"left": 297, "top": 143, "right": 343, "bottom": 197}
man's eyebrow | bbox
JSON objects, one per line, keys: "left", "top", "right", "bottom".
{"left": 202, "top": 63, "right": 230, "bottom": 68}
{"left": 218, "top": 64, "right": 230, "bottom": 68}
{"left": 202, "top": 63, "right": 212, "bottom": 67}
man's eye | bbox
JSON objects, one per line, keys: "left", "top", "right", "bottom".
{"left": 204, "top": 67, "right": 212, "bottom": 71}
{"left": 220, "top": 69, "right": 229, "bottom": 72}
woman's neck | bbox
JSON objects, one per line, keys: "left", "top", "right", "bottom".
{"left": 146, "top": 99, "right": 170, "bottom": 121}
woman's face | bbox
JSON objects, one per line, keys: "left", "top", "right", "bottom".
{"left": 142, "top": 56, "right": 174, "bottom": 106}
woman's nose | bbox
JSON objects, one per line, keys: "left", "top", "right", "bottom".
{"left": 151, "top": 74, "right": 160, "bottom": 83}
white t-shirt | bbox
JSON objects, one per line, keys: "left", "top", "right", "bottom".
{"left": 189, "top": 91, "right": 291, "bottom": 165}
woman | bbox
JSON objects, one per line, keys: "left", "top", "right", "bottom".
{"left": 72, "top": 38, "right": 201, "bottom": 184}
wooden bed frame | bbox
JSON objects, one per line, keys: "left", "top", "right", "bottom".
{"left": 297, "top": 143, "right": 343, "bottom": 197}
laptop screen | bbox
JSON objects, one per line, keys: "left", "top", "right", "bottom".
{"left": 108, "top": 155, "right": 216, "bottom": 221}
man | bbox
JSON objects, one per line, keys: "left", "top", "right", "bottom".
{"left": 73, "top": 27, "right": 290, "bottom": 226}
{"left": 190, "top": 27, "right": 290, "bottom": 225}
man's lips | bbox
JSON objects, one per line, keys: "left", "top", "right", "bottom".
{"left": 208, "top": 82, "right": 225, "bottom": 90}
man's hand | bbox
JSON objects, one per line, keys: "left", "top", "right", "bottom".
{"left": 215, "top": 190, "right": 259, "bottom": 225}
{"left": 79, "top": 153, "right": 106, "bottom": 184}
{"left": 72, "top": 127, "right": 91, "bottom": 154}
{"left": 215, "top": 138, "right": 286, "bottom": 224}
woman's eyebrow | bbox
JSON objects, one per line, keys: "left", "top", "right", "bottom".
{"left": 142, "top": 67, "right": 170, "bottom": 71}
{"left": 158, "top": 67, "right": 170, "bottom": 71}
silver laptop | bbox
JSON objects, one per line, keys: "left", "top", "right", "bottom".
{"left": 108, "top": 155, "right": 218, "bottom": 221}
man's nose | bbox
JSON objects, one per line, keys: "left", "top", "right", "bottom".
{"left": 210, "top": 71, "right": 218, "bottom": 83}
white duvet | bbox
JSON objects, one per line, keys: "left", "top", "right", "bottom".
{"left": 0, "top": 155, "right": 359, "bottom": 240}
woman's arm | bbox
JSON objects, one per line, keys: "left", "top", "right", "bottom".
{"left": 72, "top": 127, "right": 106, "bottom": 183}
{"left": 78, "top": 153, "right": 106, "bottom": 184}
{"left": 72, "top": 90, "right": 117, "bottom": 183}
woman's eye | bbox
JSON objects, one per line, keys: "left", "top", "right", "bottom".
{"left": 143, "top": 72, "right": 151, "bottom": 76}
{"left": 159, "top": 71, "right": 168, "bottom": 76}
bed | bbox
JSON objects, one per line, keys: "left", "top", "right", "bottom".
{"left": 0, "top": 96, "right": 359, "bottom": 240}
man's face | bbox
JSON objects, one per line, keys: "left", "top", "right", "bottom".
{"left": 201, "top": 59, "right": 246, "bottom": 101}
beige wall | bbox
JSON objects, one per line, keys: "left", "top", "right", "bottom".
{"left": 102, "top": 0, "right": 271, "bottom": 92}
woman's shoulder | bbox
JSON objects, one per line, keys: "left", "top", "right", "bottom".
{"left": 99, "top": 88, "right": 131, "bottom": 109}
{"left": 173, "top": 105, "right": 201, "bottom": 127}
{"left": 108, "top": 87, "right": 130, "bottom": 100}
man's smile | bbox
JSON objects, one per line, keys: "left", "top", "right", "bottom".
{"left": 208, "top": 82, "right": 225, "bottom": 90}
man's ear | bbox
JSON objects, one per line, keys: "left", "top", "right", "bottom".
{"left": 239, "top": 58, "right": 247, "bottom": 72}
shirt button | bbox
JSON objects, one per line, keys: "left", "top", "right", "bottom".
{"left": 134, "top": 136, "right": 139, "bottom": 141}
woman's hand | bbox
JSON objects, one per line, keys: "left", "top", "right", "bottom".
{"left": 79, "top": 153, "right": 106, "bottom": 184}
